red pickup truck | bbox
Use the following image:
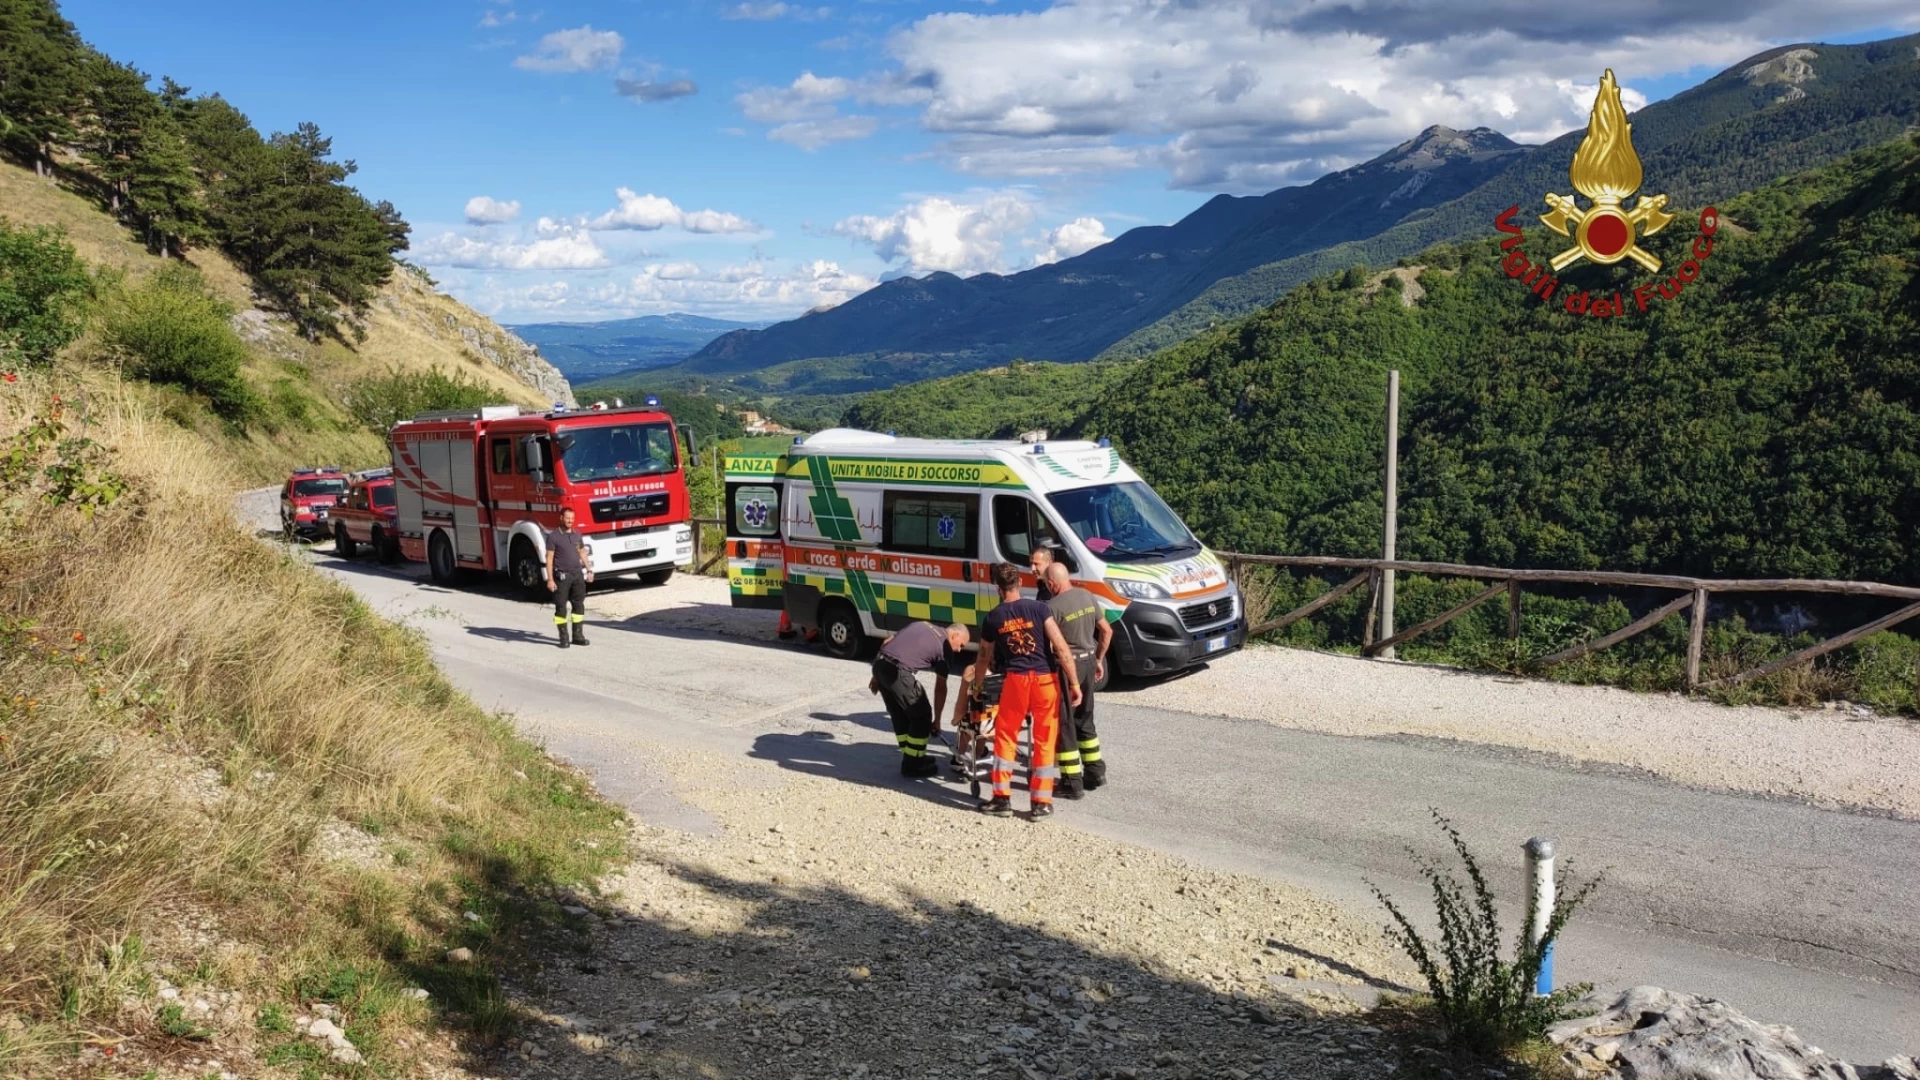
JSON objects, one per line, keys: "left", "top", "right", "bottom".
{"left": 330, "top": 468, "right": 400, "bottom": 564}
{"left": 280, "top": 466, "right": 347, "bottom": 539}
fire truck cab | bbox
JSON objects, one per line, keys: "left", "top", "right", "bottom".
{"left": 390, "top": 402, "right": 697, "bottom": 593}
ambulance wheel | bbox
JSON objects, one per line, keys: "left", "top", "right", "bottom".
{"left": 639, "top": 566, "right": 674, "bottom": 586}
{"left": 374, "top": 527, "right": 399, "bottom": 565}
{"left": 510, "top": 537, "right": 545, "bottom": 598}
{"left": 428, "top": 531, "right": 457, "bottom": 584}
{"left": 333, "top": 522, "right": 357, "bottom": 558}
{"left": 819, "top": 600, "right": 869, "bottom": 661}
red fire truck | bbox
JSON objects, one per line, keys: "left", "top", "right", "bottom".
{"left": 389, "top": 402, "right": 697, "bottom": 593}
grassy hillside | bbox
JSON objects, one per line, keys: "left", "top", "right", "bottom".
{"left": 1104, "top": 33, "right": 1920, "bottom": 358}
{"left": 0, "top": 372, "right": 626, "bottom": 1075}
{"left": 1, "top": 159, "right": 570, "bottom": 482}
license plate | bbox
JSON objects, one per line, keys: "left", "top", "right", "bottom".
{"left": 622, "top": 536, "right": 650, "bottom": 552}
{"left": 1204, "top": 635, "right": 1227, "bottom": 654}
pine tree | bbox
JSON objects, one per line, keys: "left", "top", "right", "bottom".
{"left": 0, "top": 0, "right": 86, "bottom": 178}
{"left": 76, "top": 55, "right": 209, "bottom": 256}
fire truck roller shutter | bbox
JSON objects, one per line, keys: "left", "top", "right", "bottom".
{"left": 451, "top": 442, "right": 483, "bottom": 562}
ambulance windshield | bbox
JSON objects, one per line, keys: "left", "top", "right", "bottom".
{"left": 1046, "top": 482, "right": 1200, "bottom": 563}
{"left": 557, "top": 422, "right": 677, "bottom": 481}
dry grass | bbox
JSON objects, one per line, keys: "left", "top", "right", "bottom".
{"left": 0, "top": 371, "right": 627, "bottom": 1075}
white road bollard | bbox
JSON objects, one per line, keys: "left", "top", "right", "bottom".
{"left": 1525, "top": 836, "right": 1556, "bottom": 994}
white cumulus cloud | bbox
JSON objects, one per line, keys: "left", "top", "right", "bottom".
{"left": 413, "top": 228, "right": 610, "bottom": 271}
{"left": 856, "top": 0, "right": 1920, "bottom": 191}
{"left": 833, "top": 193, "right": 1035, "bottom": 277}
{"left": 1029, "top": 216, "right": 1109, "bottom": 266}
{"left": 464, "top": 195, "right": 522, "bottom": 225}
{"left": 736, "top": 71, "right": 879, "bottom": 151}
{"left": 588, "top": 188, "right": 760, "bottom": 234}
{"left": 514, "top": 26, "right": 623, "bottom": 73}
{"left": 582, "top": 258, "right": 878, "bottom": 319}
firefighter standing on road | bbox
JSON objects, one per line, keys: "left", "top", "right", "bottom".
{"left": 544, "top": 506, "right": 592, "bottom": 648}
{"left": 974, "top": 562, "right": 1081, "bottom": 820}
{"left": 869, "top": 621, "right": 970, "bottom": 777}
{"left": 1045, "top": 562, "right": 1111, "bottom": 798}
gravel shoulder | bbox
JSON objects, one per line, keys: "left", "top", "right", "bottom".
{"left": 1127, "top": 645, "right": 1920, "bottom": 819}
{"left": 476, "top": 740, "right": 1414, "bottom": 1080}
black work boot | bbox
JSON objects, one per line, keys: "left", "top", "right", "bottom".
{"left": 1056, "top": 775, "right": 1086, "bottom": 800}
{"left": 900, "top": 755, "right": 938, "bottom": 778}
{"left": 557, "top": 624, "right": 571, "bottom": 649}
{"left": 572, "top": 623, "right": 589, "bottom": 646}
{"left": 1083, "top": 762, "right": 1107, "bottom": 791}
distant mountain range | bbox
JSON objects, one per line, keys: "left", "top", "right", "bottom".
{"left": 659, "top": 33, "right": 1920, "bottom": 396}
{"left": 507, "top": 313, "right": 769, "bottom": 381}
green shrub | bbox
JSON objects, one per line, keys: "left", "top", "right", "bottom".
{"left": 1370, "top": 811, "right": 1601, "bottom": 1054}
{"left": 344, "top": 367, "right": 492, "bottom": 434}
{"left": 0, "top": 219, "right": 94, "bottom": 368}
{"left": 99, "top": 265, "right": 256, "bottom": 419}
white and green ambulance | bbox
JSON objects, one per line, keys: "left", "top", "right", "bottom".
{"left": 724, "top": 428, "right": 1245, "bottom": 684}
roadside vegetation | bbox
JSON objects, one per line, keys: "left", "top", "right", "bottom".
{"left": 1367, "top": 812, "right": 1599, "bottom": 1076}
{"left": 0, "top": 371, "right": 629, "bottom": 1075}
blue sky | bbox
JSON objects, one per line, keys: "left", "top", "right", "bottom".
{"left": 61, "top": 0, "right": 1920, "bottom": 325}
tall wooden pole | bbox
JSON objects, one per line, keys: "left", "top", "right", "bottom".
{"left": 1381, "top": 370, "right": 1400, "bottom": 659}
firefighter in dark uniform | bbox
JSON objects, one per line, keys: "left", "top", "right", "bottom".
{"left": 1045, "top": 562, "right": 1111, "bottom": 797}
{"left": 869, "top": 620, "right": 970, "bottom": 776}
{"left": 544, "top": 506, "right": 592, "bottom": 648}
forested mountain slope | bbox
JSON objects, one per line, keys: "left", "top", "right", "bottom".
{"left": 852, "top": 134, "right": 1920, "bottom": 586}
{"left": 674, "top": 126, "right": 1527, "bottom": 378}
{"left": 1105, "top": 33, "right": 1920, "bottom": 358}
{"left": 677, "top": 34, "right": 1920, "bottom": 400}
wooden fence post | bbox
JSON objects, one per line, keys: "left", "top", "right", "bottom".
{"left": 1685, "top": 588, "right": 1708, "bottom": 691}
{"left": 1507, "top": 580, "right": 1522, "bottom": 640}
{"left": 1361, "top": 569, "right": 1379, "bottom": 649}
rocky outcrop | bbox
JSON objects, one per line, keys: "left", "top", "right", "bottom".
{"left": 374, "top": 267, "right": 576, "bottom": 408}
{"left": 1550, "top": 986, "right": 1917, "bottom": 1080}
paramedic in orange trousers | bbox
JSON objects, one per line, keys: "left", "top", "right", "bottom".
{"left": 972, "top": 562, "right": 1081, "bottom": 820}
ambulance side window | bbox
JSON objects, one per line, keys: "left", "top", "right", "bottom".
{"left": 883, "top": 492, "right": 976, "bottom": 559}
{"left": 491, "top": 439, "right": 515, "bottom": 476}
{"left": 993, "top": 495, "right": 1062, "bottom": 563}
{"left": 728, "top": 483, "right": 781, "bottom": 538}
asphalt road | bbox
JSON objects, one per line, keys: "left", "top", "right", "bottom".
{"left": 294, "top": 536, "right": 1919, "bottom": 1063}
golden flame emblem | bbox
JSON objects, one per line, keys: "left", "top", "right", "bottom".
{"left": 1541, "top": 70, "right": 1673, "bottom": 272}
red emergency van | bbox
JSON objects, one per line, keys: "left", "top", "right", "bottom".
{"left": 389, "top": 402, "right": 697, "bottom": 593}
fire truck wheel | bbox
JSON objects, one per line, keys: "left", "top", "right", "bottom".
{"left": 509, "top": 538, "right": 545, "bottom": 598}
{"left": 374, "top": 528, "right": 399, "bottom": 565}
{"left": 819, "top": 600, "right": 870, "bottom": 661}
{"left": 639, "top": 566, "right": 674, "bottom": 586}
{"left": 333, "top": 522, "right": 357, "bottom": 558}
{"left": 428, "top": 531, "right": 457, "bottom": 584}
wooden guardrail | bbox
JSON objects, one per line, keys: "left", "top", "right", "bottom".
{"left": 1218, "top": 553, "right": 1920, "bottom": 690}
{"left": 685, "top": 517, "right": 1918, "bottom": 690}
{"left": 689, "top": 516, "right": 727, "bottom": 576}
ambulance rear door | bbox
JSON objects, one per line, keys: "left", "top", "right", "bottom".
{"left": 724, "top": 454, "right": 787, "bottom": 609}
